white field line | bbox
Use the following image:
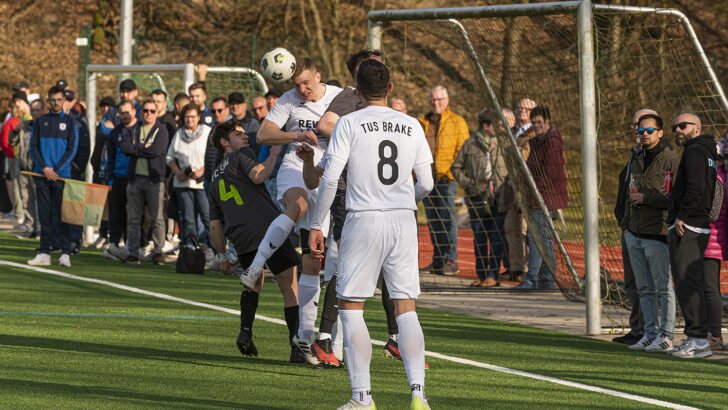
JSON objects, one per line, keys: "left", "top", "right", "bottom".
{"left": 0, "top": 260, "right": 698, "bottom": 410}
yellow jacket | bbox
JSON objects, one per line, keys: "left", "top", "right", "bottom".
{"left": 418, "top": 107, "right": 469, "bottom": 181}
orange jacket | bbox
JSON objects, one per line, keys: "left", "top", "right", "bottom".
{"left": 418, "top": 107, "right": 469, "bottom": 181}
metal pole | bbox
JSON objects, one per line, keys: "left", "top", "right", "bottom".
{"left": 183, "top": 63, "right": 195, "bottom": 95}
{"left": 368, "top": 19, "right": 382, "bottom": 50}
{"left": 84, "top": 73, "right": 97, "bottom": 242}
{"left": 578, "top": 0, "right": 601, "bottom": 335}
{"left": 368, "top": 1, "right": 581, "bottom": 22}
{"left": 119, "top": 0, "right": 133, "bottom": 66}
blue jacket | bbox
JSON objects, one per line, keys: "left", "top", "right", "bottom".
{"left": 69, "top": 109, "right": 91, "bottom": 179}
{"left": 106, "top": 123, "right": 134, "bottom": 183}
{"left": 101, "top": 101, "right": 143, "bottom": 136}
{"left": 30, "top": 111, "right": 79, "bottom": 178}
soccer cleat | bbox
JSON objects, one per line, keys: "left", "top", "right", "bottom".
{"left": 236, "top": 331, "right": 258, "bottom": 357}
{"left": 59, "top": 254, "right": 71, "bottom": 267}
{"left": 644, "top": 334, "right": 674, "bottom": 353}
{"left": 290, "top": 345, "right": 307, "bottom": 364}
{"left": 411, "top": 396, "right": 431, "bottom": 410}
{"left": 312, "top": 338, "right": 342, "bottom": 367}
{"left": 671, "top": 338, "right": 713, "bottom": 358}
{"left": 292, "top": 334, "right": 319, "bottom": 365}
{"left": 239, "top": 265, "right": 263, "bottom": 289}
{"left": 383, "top": 338, "right": 402, "bottom": 360}
{"left": 628, "top": 334, "right": 653, "bottom": 350}
{"left": 337, "top": 399, "right": 376, "bottom": 409}
{"left": 27, "top": 253, "right": 51, "bottom": 266}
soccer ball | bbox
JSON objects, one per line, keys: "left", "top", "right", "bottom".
{"left": 261, "top": 48, "right": 296, "bottom": 83}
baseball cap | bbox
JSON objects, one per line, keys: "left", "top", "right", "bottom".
{"left": 228, "top": 92, "right": 246, "bottom": 104}
{"left": 264, "top": 88, "right": 282, "bottom": 99}
{"left": 119, "top": 79, "right": 137, "bottom": 91}
{"left": 12, "top": 81, "right": 30, "bottom": 91}
{"left": 99, "top": 96, "right": 115, "bottom": 107}
{"left": 11, "top": 91, "right": 29, "bottom": 105}
{"left": 56, "top": 79, "right": 68, "bottom": 89}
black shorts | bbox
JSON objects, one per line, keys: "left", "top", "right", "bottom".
{"left": 237, "top": 238, "right": 300, "bottom": 275}
{"left": 331, "top": 188, "right": 348, "bottom": 242}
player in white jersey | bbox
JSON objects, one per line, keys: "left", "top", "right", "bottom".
{"left": 309, "top": 60, "right": 434, "bottom": 410}
{"left": 243, "top": 57, "right": 342, "bottom": 365}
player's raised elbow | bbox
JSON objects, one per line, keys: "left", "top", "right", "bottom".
{"left": 256, "top": 120, "right": 276, "bottom": 144}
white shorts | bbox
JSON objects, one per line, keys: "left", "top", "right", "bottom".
{"left": 276, "top": 158, "right": 329, "bottom": 236}
{"left": 337, "top": 210, "right": 420, "bottom": 302}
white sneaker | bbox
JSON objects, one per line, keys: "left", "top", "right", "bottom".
{"left": 162, "top": 240, "right": 176, "bottom": 253}
{"left": 27, "top": 253, "right": 51, "bottom": 266}
{"left": 59, "top": 254, "right": 71, "bottom": 267}
{"left": 292, "top": 334, "right": 320, "bottom": 365}
{"left": 628, "top": 334, "right": 653, "bottom": 350}
{"left": 91, "top": 236, "right": 107, "bottom": 249}
{"left": 671, "top": 338, "right": 713, "bottom": 358}
{"left": 239, "top": 265, "right": 263, "bottom": 289}
{"left": 644, "top": 334, "right": 674, "bottom": 352}
{"left": 204, "top": 247, "right": 215, "bottom": 262}
{"left": 337, "top": 399, "right": 376, "bottom": 410}
{"left": 205, "top": 254, "right": 224, "bottom": 272}
{"left": 107, "top": 243, "right": 127, "bottom": 260}
{"left": 100, "top": 248, "right": 120, "bottom": 261}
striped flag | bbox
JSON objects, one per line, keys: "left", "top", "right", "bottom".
{"left": 61, "top": 179, "right": 110, "bottom": 227}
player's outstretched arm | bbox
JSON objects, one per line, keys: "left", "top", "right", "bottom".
{"left": 297, "top": 143, "right": 323, "bottom": 189}
{"left": 248, "top": 145, "right": 282, "bottom": 184}
{"left": 316, "top": 111, "right": 339, "bottom": 140}
{"left": 413, "top": 163, "right": 434, "bottom": 202}
{"left": 257, "top": 119, "right": 317, "bottom": 146}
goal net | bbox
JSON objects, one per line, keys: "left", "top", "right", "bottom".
{"left": 372, "top": 3, "right": 728, "bottom": 328}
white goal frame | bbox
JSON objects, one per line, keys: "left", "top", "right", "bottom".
{"left": 367, "top": 0, "right": 728, "bottom": 335}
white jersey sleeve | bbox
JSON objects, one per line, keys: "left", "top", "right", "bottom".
{"left": 263, "top": 90, "right": 294, "bottom": 129}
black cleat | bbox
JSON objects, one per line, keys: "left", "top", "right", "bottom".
{"left": 236, "top": 331, "right": 258, "bottom": 357}
{"left": 290, "top": 344, "right": 307, "bottom": 363}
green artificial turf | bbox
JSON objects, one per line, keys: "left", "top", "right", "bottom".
{"left": 1, "top": 233, "right": 727, "bottom": 409}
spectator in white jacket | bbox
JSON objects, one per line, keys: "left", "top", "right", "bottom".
{"left": 166, "top": 104, "right": 211, "bottom": 247}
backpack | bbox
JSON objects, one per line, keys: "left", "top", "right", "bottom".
{"left": 709, "top": 175, "right": 724, "bottom": 223}
{"left": 176, "top": 247, "right": 205, "bottom": 274}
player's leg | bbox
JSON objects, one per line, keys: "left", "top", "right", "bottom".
{"left": 381, "top": 280, "right": 401, "bottom": 358}
{"left": 240, "top": 187, "right": 307, "bottom": 287}
{"left": 235, "top": 251, "right": 264, "bottom": 357}
{"left": 392, "top": 299, "right": 428, "bottom": 409}
{"left": 338, "top": 299, "right": 374, "bottom": 409}
{"left": 293, "top": 228, "right": 322, "bottom": 365}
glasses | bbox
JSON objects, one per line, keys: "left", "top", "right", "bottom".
{"left": 671, "top": 122, "right": 696, "bottom": 132}
{"left": 143, "top": 109, "right": 156, "bottom": 114}
{"left": 637, "top": 127, "right": 660, "bottom": 135}
{"left": 213, "top": 108, "right": 226, "bottom": 113}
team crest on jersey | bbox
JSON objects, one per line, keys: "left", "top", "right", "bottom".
{"left": 59, "top": 123, "right": 66, "bottom": 131}
{"left": 205, "top": 116, "right": 212, "bottom": 124}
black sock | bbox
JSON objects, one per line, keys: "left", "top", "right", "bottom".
{"left": 240, "top": 290, "right": 259, "bottom": 334}
{"left": 382, "top": 281, "right": 399, "bottom": 335}
{"left": 319, "top": 274, "right": 338, "bottom": 335}
{"left": 284, "top": 305, "right": 299, "bottom": 345}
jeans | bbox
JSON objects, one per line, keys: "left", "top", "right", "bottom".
{"left": 175, "top": 187, "right": 210, "bottom": 247}
{"left": 109, "top": 178, "right": 128, "bottom": 245}
{"left": 18, "top": 172, "right": 39, "bottom": 233}
{"left": 624, "top": 231, "right": 675, "bottom": 339}
{"left": 35, "top": 178, "right": 70, "bottom": 254}
{"left": 621, "top": 232, "right": 644, "bottom": 336}
{"left": 126, "top": 176, "right": 165, "bottom": 256}
{"left": 525, "top": 209, "right": 557, "bottom": 286}
{"left": 669, "top": 229, "right": 710, "bottom": 338}
{"left": 466, "top": 195, "right": 506, "bottom": 280}
{"left": 423, "top": 178, "right": 457, "bottom": 267}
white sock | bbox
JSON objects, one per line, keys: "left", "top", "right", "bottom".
{"left": 297, "top": 274, "right": 320, "bottom": 340}
{"left": 251, "top": 215, "right": 295, "bottom": 270}
{"left": 396, "top": 311, "right": 425, "bottom": 399}
{"left": 390, "top": 333, "right": 399, "bottom": 343}
{"left": 332, "top": 315, "right": 344, "bottom": 360}
{"left": 319, "top": 332, "right": 331, "bottom": 341}
{"left": 340, "top": 309, "right": 372, "bottom": 404}
{"left": 324, "top": 237, "right": 338, "bottom": 280}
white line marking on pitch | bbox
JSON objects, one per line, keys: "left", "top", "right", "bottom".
{"left": 0, "top": 260, "right": 698, "bottom": 410}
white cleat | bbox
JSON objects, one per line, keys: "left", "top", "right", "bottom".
{"left": 239, "top": 265, "right": 263, "bottom": 289}
{"left": 337, "top": 399, "right": 376, "bottom": 409}
{"left": 27, "top": 253, "right": 51, "bottom": 266}
{"left": 292, "top": 334, "right": 319, "bottom": 365}
{"left": 59, "top": 254, "right": 71, "bottom": 267}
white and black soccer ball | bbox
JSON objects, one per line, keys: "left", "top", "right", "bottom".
{"left": 261, "top": 48, "right": 296, "bottom": 83}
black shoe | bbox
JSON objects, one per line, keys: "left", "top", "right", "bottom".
{"left": 443, "top": 261, "right": 459, "bottom": 276}
{"left": 125, "top": 255, "right": 140, "bottom": 264}
{"left": 236, "top": 331, "right": 258, "bottom": 357}
{"left": 510, "top": 271, "right": 525, "bottom": 282}
{"left": 152, "top": 253, "right": 164, "bottom": 266}
{"left": 613, "top": 333, "right": 642, "bottom": 345}
{"left": 290, "top": 345, "right": 307, "bottom": 363}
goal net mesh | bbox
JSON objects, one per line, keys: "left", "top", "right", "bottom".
{"left": 379, "top": 8, "right": 728, "bottom": 327}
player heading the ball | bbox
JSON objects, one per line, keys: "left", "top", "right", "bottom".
{"left": 309, "top": 60, "right": 434, "bottom": 410}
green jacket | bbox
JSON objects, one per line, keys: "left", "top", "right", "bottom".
{"left": 451, "top": 133, "right": 507, "bottom": 201}
{"left": 620, "top": 138, "right": 679, "bottom": 240}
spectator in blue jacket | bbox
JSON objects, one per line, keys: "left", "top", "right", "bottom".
{"left": 120, "top": 100, "right": 169, "bottom": 265}
{"left": 27, "top": 85, "right": 78, "bottom": 267}
{"left": 100, "top": 79, "right": 142, "bottom": 137}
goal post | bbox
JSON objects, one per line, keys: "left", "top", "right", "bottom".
{"left": 368, "top": 1, "right": 728, "bottom": 335}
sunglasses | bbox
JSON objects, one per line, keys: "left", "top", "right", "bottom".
{"left": 143, "top": 109, "right": 156, "bottom": 114}
{"left": 671, "top": 122, "right": 695, "bottom": 132}
{"left": 213, "top": 108, "right": 226, "bottom": 113}
{"left": 637, "top": 127, "right": 660, "bottom": 135}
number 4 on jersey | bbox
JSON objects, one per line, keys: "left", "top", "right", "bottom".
{"left": 219, "top": 179, "right": 244, "bottom": 205}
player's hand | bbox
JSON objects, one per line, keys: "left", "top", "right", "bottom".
{"left": 296, "top": 130, "right": 318, "bottom": 146}
{"left": 194, "top": 64, "right": 208, "bottom": 81}
{"left": 42, "top": 167, "right": 59, "bottom": 181}
{"left": 175, "top": 169, "right": 188, "bottom": 182}
{"left": 309, "top": 229, "right": 325, "bottom": 259}
{"left": 220, "top": 259, "right": 233, "bottom": 275}
{"left": 270, "top": 145, "right": 283, "bottom": 157}
{"left": 296, "top": 143, "right": 314, "bottom": 162}
{"left": 675, "top": 219, "right": 685, "bottom": 237}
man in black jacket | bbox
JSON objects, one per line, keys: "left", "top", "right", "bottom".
{"left": 120, "top": 100, "right": 169, "bottom": 265}
{"left": 667, "top": 113, "right": 717, "bottom": 359}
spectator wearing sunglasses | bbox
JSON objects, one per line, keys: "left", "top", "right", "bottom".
{"left": 620, "top": 113, "right": 678, "bottom": 353}
{"left": 667, "top": 113, "right": 719, "bottom": 358}
{"left": 120, "top": 100, "right": 169, "bottom": 265}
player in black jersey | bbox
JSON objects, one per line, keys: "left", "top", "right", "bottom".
{"left": 208, "top": 119, "right": 304, "bottom": 361}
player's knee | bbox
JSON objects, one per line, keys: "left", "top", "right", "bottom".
{"left": 301, "top": 254, "right": 320, "bottom": 275}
